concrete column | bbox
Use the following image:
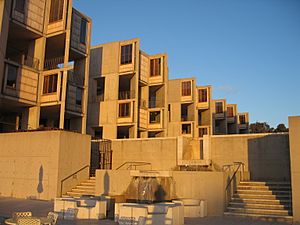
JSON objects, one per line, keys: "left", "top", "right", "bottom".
{"left": 288, "top": 116, "right": 300, "bottom": 222}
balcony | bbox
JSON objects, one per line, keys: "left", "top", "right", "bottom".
{"left": 117, "top": 100, "right": 134, "bottom": 124}
{"left": 197, "top": 88, "right": 210, "bottom": 109}
{"left": 6, "top": 46, "right": 39, "bottom": 70}
{"left": 148, "top": 99, "right": 164, "bottom": 109}
{"left": 181, "top": 122, "right": 193, "bottom": 137}
{"left": 3, "top": 61, "right": 39, "bottom": 104}
{"left": 148, "top": 109, "right": 163, "bottom": 130}
{"left": 118, "top": 90, "right": 135, "bottom": 100}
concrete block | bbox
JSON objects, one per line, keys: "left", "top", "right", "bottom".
{"left": 119, "top": 205, "right": 147, "bottom": 225}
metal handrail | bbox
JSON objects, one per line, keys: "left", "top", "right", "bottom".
{"left": 116, "top": 161, "right": 152, "bottom": 170}
{"left": 60, "top": 164, "right": 90, "bottom": 197}
{"left": 225, "top": 162, "right": 244, "bottom": 191}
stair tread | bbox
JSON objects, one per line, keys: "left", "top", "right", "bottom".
{"left": 227, "top": 207, "right": 291, "bottom": 213}
{"left": 224, "top": 211, "right": 293, "bottom": 219}
{"left": 229, "top": 202, "right": 291, "bottom": 208}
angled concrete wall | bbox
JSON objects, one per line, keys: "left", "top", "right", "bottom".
{"left": 0, "top": 131, "right": 91, "bottom": 200}
{"left": 210, "top": 133, "right": 290, "bottom": 181}
{"left": 288, "top": 116, "right": 300, "bottom": 222}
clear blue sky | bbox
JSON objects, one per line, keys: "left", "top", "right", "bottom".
{"left": 74, "top": 0, "right": 300, "bottom": 127}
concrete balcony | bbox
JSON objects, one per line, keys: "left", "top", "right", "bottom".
{"left": 227, "top": 116, "right": 236, "bottom": 124}
{"left": 2, "top": 60, "right": 39, "bottom": 104}
{"left": 117, "top": 100, "right": 134, "bottom": 124}
{"left": 148, "top": 109, "right": 163, "bottom": 130}
{"left": 197, "top": 101, "right": 209, "bottom": 109}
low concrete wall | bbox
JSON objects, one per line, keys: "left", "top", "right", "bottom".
{"left": 210, "top": 133, "right": 290, "bottom": 181}
{"left": 289, "top": 116, "right": 300, "bottom": 222}
{"left": 95, "top": 170, "right": 225, "bottom": 216}
{"left": 112, "top": 138, "right": 178, "bottom": 170}
{"left": 0, "top": 131, "right": 91, "bottom": 200}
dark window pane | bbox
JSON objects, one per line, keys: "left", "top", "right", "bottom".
{"left": 120, "top": 44, "right": 133, "bottom": 65}
{"left": 49, "top": 0, "right": 64, "bottom": 23}
{"left": 150, "top": 58, "right": 161, "bottom": 76}
{"left": 198, "top": 89, "right": 207, "bottom": 102}
{"left": 43, "top": 74, "right": 58, "bottom": 94}
{"left": 76, "top": 88, "right": 82, "bottom": 105}
{"left": 15, "top": 0, "right": 25, "bottom": 13}
{"left": 6, "top": 64, "right": 18, "bottom": 88}
{"left": 80, "top": 19, "right": 87, "bottom": 44}
{"left": 182, "top": 81, "right": 191, "bottom": 96}
{"left": 216, "top": 102, "right": 223, "bottom": 114}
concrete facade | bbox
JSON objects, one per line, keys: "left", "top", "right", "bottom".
{"left": 0, "top": 0, "right": 91, "bottom": 134}
{"left": 0, "top": 130, "right": 91, "bottom": 200}
{"left": 88, "top": 39, "right": 168, "bottom": 139}
{"left": 288, "top": 116, "right": 300, "bottom": 222}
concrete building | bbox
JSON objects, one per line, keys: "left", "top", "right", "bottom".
{"left": 87, "top": 38, "right": 168, "bottom": 139}
{"left": 0, "top": 0, "right": 91, "bottom": 133}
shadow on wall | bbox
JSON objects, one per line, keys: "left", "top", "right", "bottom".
{"left": 37, "top": 165, "right": 44, "bottom": 194}
{"left": 247, "top": 134, "right": 290, "bottom": 181}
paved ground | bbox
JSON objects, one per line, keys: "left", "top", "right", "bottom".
{"left": 0, "top": 197, "right": 298, "bottom": 225}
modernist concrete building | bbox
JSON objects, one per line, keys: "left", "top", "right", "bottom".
{"left": 0, "top": 0, "right": 91, "bottom": 133}
{"left": 87, "top": 38, "right": 249, "bottom": 139}
{"left": 88, "top": 38, "right": 168, "bottom": 139}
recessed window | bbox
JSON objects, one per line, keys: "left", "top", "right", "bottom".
{"left": 80, "top": 19, "right": 87, "bottom": 44}
{"left": 150, "top": 58, "right": 161, "bottom": 76}
{"left": 76, "top": 88, "right": 82, "bottom": 105}
{"left": 198, "top": 88, "right": 208, "bottom": 102}
{"left": 119, "top": 103, "right": 130, "bottom": 117}
{"left": 227, "top": 107, "right": 234, "bottom": 117}
{"left": 215, "top": 102, "right": 223, "bottom": 114}
{"left": 96, "top": 77, "right": 105, "bottom": 101}
{"left": 182, "top": 81, "right": 191, "bottom": 96}
{"left": 6, "top": 64, "right": 18, "bottom": 89}
{"left": 15, "top": 0, "right": 25, "bottom": 13}
{"left": 199, "top": 127, "right": 208, "bottom": 137}
{"left": 49, "top": 0, "right": 64, "bottom": 23}
{"left": 120, "top": 44, "right": 133, "bottom": 65}
{"left": 182, "top": 124, "right": 192, "bottom": 134}
{"left": 149, "top": 111, "right": 161, "bottom": 124}
{"left": 43, "top": 74, "right": 58, "bottom": 94}
{"left": 239, "top": 115, "right": 246, "bottom": 124}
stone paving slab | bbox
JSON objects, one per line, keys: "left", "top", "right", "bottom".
{"left": 0, "top": 197, "right": 299, "bottom": 225}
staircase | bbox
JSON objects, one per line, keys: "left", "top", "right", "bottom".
{"left": 224, "top": 181, "right": 293, "bottom": 222}
{"left": 63, "top": 177, "right": 96, "bottom": 197}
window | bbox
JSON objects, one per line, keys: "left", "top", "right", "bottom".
{"left": 80, "top": 19, "right": 87, "bottom": 44}
{"left": 43, "top": 74, "right": 58, "bottom": 94}
{"left": 6, "top": 64, "right": 18, "bottom": 88}
{"left": 15, "top": 0, "right": 25, "bottom": 13}
{"left": 76, "top": 88, "right": 82, "bottom": 105}
{"left": 119, "top": 103, "right": 130, "bottom": 117}
{"left": 49, "top": 0, "right": 64, "bottom": 23}
{"left": 239, "top": 115, "right": 246, "bottom": 124}
{"left": 182, "top": 124, "right": 192, "bottom": 134}
{"left": 150, "top": 58, "right": 161, "bottom": 76}
{"left": 215, "top": 102, "right": 223, "bottom": 114}
{"left": 149, "top": 111, "right": 161, "bottom": 124}
{"left": 182, "top": 81, "right": 191, "bottom": 96}
{"left": 198, "top": 89, "right": 208, "bottom": 102}
{"left": 120, "top": 44, "right": 132, "bottom": 65}
{"left": 227, "top": 107, "right": 234, "bottom": 117}
{"left": 168, "top": 104, "right": 171, "bottom": 122}
{"left": 199, "top": 127, "right": 208, "bottom": 137}
{"left": 94, "top": 127, "right": 103, "bottom": 139}
{"left": 96, "top": 78, "right": 105, "bottom": 101}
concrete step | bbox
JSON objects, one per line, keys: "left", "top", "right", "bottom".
{"left": 224, "top": 212, "right": 293, "bottom": 222}
{"left": 238, "top": 185, "right": 291, "bottom": 191}
{"left": 71, "top": 188, "right": 95, "bottom": 194}
{"left": 227, "top": 207, "right": 291, "bottom": 216}
{"left": 66, "top": 191, "right": 95, "bottom": 197}
{"left": 80, "top": 182, "right": 96, "bottom": 186}
{"left": 239, "top": 181, "right": 290, "bottom": 187}
{"left": 230, "top": 197, "right": 291, "bottom": 206}
{"left": 75, "top": 185, "right": 95, "bottom": 190}
{"left": 233, "top": 193, "right": 291, "bottom": 200}
{"left": 89, "top": 177, "right": 96, "bottom": 180}
{"left": 228, "top": 202, "right": 291, "bottom": 210}
{"left": 237, "top": 189, "right": 291, "bottom": 195}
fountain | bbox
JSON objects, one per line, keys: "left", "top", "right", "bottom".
{"left": 115, "top": 170, "right": 184, "bottom": 225}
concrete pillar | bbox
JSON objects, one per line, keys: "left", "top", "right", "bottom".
{"left": 288, "top": 116, "right": 300, "bottom": 223}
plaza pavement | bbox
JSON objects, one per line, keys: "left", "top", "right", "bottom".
{"left": 0, "top": 197, "right": 298, "bottom": 225}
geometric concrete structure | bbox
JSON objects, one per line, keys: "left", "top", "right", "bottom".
{"left": 0, "top": 0, "right": 91, "bottom": 134}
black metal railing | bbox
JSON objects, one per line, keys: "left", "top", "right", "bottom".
{"left": 116, "top": 161, "right": 152, "bottom": 170}
{"left": 6, "top": 46, "right": 39, "bottom": 70}
{"left": 44, "top": 56, "right": 65, "bottom": 70}
{"left": 118, "top": 90, "right": 135, "bottom": 100}
{"left": 60, "top": 164, "right": 90, "bottom": 197}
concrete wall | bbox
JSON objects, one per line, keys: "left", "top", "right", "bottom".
{"left": 111, "top": 137, "right": 178, "bottom": 170}
{"left": 95, "top": 170, "right": 225, "bottom": 216}
{"left": 288, "top": 116, "right": 300, "bottom": 222}
{"left": 210, "top": 133, "right": 290, "bottom": 181}
{"left": 0, "top": 131, "right": 91, "bottom": 200}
